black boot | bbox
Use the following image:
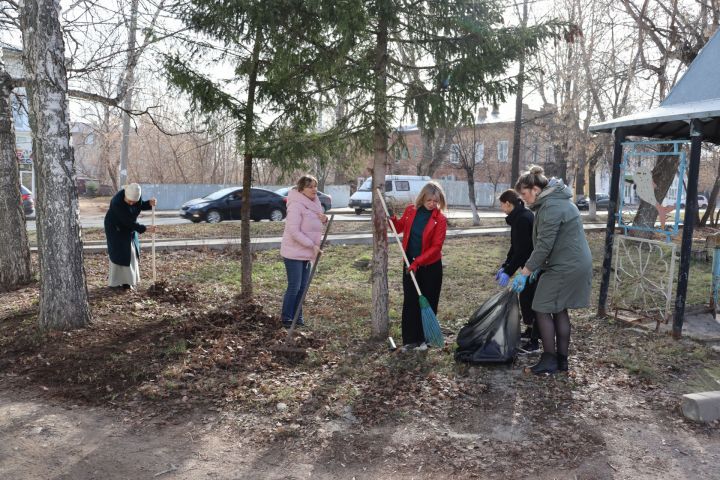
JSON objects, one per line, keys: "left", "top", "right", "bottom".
{"left": 557, "top": 354, "right": 568, "bottom": 372}
{"left": 530, "top": 352, "right": 558, "bottom": 375}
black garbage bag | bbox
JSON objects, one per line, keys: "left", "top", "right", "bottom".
{"left": 454, "top": 289, "right": 521, "bottom": 363}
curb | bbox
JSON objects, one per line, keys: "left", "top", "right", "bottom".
{"left": 33, "top": 224, "right": 608, "bottom": 254}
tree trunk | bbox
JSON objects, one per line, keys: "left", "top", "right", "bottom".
{"left": 700, "top": 160, "right": 720, "bottom": 227}
{"left": 239, "top": 29, "right": 263, "bottom": 301}
{"left": 588, "top": 161, "right": 597, "bottom": 220}
{"left": 118, "top": 0, "right": 140, "bottom": 187}
{"left": 0, "top": 61, "right": 33, "bottom": 291}
{"left": 370, "top": 10, "right": 390, "bottom": 340}
{"left": 467, "top": 176, "right": 480, "bottom": 226}
{"left": 510, "top": 0, "right": 528, "bottom": 187}
{"left": 20, "top": 0, "right": 91, "bottom": 329}
{"left": 631, "top": 148, "right": 679, "bottom": 232}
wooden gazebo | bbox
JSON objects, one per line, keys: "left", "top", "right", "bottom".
{"left": 590, "top": 28, "right": 720, "bottom": 337}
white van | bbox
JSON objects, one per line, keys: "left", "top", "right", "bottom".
{"left": 348, "top": 175, "right": 431, "bottom": 215}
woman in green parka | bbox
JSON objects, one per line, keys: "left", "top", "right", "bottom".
{"left": 510, "top": 166, "right": 592, "bottom": 374}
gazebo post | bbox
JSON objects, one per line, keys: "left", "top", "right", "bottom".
{"left": 598, "top": 128, "right": 625, "bottom": 317}
{"left": 673, "top": 120, "right": 704, "bottom": 338}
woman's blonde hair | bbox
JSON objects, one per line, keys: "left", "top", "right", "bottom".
{"left": 515, "top": 165, "right": 548, "bottom": 191}
{"left": 415, "top": 181, "right": 447, "bottom": 210}
{"left": 296, "top": 174, "right": 318, "bottom": 192}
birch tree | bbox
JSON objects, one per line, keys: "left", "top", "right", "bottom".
{"left": 19, "top": 0, "right": 91, "bottom": 329}
{"left": 0, "top": 52, "right": 32, "bottom": 291}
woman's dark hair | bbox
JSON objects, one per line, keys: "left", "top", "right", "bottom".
{"left": 515, "top": 165, "right": 548, "bottom": 191}
{"left": 499, "top": 189, "right": 522, "bottom": 205}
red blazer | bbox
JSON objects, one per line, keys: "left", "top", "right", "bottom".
{"left": 390, "top": 204, "right": 447, "bottom": 268}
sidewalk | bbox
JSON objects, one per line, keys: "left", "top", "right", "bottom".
{"left": 49, "top": 223, "right": 609, "bottom": 254}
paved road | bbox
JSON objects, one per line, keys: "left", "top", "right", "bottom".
{"left": 25, "top": 207, "right": 515, "bottom": 230}
{"left": 26, "top": 207, "right": 609, "bottom": 230}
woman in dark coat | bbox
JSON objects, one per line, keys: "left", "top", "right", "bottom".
{"left": 496, "top": 189, "right": 540, "bottom": 353}
{"left": 104, "top": 183, "right": 157, "bottom": 290}
{"left": 511, "top": 166, "right": 592, "bottom": 374}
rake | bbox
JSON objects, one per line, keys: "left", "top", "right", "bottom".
{"left": 274, "top": 214, "right": 334, "bottom": 357}
{"left": 377, "top": 189, "right": 444, "bottom": 348}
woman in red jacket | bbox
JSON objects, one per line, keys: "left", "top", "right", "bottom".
{"left": 390, "top": 181, "right": 448, "bottom": 351}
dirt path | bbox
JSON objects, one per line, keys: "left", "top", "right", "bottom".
{"left": 2, "top": 366, "right": 719, "bottom": 480}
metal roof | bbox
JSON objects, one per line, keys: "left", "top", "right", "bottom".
{"left": 590, "top": 28, "right": 720, "bottom": 144}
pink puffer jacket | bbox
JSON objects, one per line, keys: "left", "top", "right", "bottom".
{"left": 280, "top": 189, "right": 324, "bottom": 261}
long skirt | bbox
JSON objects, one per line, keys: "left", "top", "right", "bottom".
{"left": 108, "top": 242, "right": 140, "bottom": 287}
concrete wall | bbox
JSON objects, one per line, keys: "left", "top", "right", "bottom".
{"left": 439, "top": 180, "right": 509, "bottom": 207}
{"left": 140, "top": 184, "right": 351, "bottom": 210}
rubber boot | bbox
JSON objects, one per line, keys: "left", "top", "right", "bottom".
{"left": 557, "top": 354, "right": 568, "bottom": 372}
{"left": 530, "top": 352, "right": 558, "bottom": 375}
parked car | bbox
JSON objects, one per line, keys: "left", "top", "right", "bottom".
{"left": 576, "top": 193, "right": 609, "bottom": 211}
{"left": 179, "top": 187, "right": 286, "bottom": 223}
{"left": 274, "top": 187, "right": 332, "bottom": 212}
{"left": 680, "top": 195, "right": 709, "bottom": 208}
{"left": 21, "top": 185, "right": 35, "bottom": 218}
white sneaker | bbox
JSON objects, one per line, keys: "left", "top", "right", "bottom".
{"left": 415, "top": 342, "right": 428, "bottom": 351}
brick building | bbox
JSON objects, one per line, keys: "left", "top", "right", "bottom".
{"left": 385, "top": 104, "right": 558, "bottom": 186}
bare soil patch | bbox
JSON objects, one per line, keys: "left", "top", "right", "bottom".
{"left": 1, "top": 239, "right": 719, "bottom": 479}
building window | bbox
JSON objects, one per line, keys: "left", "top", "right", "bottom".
{"left": 449, "top": 144, "right": 460, "bottom": 164}
{"left": 412, "top": 145, "right": 418, "bottom": 158}
{"left": 474, "top": 142, "right": 484, "bottom": 164}
{"left": 545, "top": 145, "right": 555, "bottom": 163}
{"left": 440, "top": 174, "right": 456, "bottom": 181}
{"left": 401, "top": 147, "right": 409, "bottom": 159}
{"left": 497, "top": 141, "right": 509, "bottom": 162}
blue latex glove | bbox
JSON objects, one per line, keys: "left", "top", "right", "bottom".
{"left": 497, "top": 271, "right": 510, "bottom": 287}
{"left": 528, "top": 269, "right": 541, "bottom": 284}
{"left": 511, "top": 274, "right": 528, "bottom": 293}
{"left": 494, "top": 267, "right": 504, "bottom": 281}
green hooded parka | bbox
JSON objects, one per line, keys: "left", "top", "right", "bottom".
{"left": 525, "top": 179, "right": 592, "bottom": 313}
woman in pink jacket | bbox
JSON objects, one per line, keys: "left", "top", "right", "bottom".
{"left": 280, "top": 175, "right": 328, "bottom": 327}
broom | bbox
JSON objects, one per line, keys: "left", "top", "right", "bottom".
{"left": 377, "top": 189, "right": 444, "bottom": 348}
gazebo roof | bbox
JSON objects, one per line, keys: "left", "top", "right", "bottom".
{"left": 590, "top": 28, "right": 720, "bottom": 144}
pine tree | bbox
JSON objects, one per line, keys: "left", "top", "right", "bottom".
{"left": 164, "top": 0, "right": 360, "bottom": 300}
{"left": 332, "top": 0, "right": 559, "bottom": 338}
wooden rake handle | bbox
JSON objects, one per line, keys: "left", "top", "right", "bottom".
{"left": 376, "top": 188, "right": 423, "bottom": 297}
{"left": 151, "top": 205, "right": 156, "bottom": 283}
{"left": 286, "top": 214, "right": 335, "bottom": 336}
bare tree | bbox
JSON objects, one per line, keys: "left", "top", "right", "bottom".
{"left": 619, "top": 0, "right": 717, "bottom": 229}
{"left": 448, "top": 127, "right": 485, "bottom": 225}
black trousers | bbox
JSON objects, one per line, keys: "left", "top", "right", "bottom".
{"left": 402, "top": 260, "right": 443, "bottom": 345}
{"left": 519, "top": 273, "right": 540, "bottom": 342}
